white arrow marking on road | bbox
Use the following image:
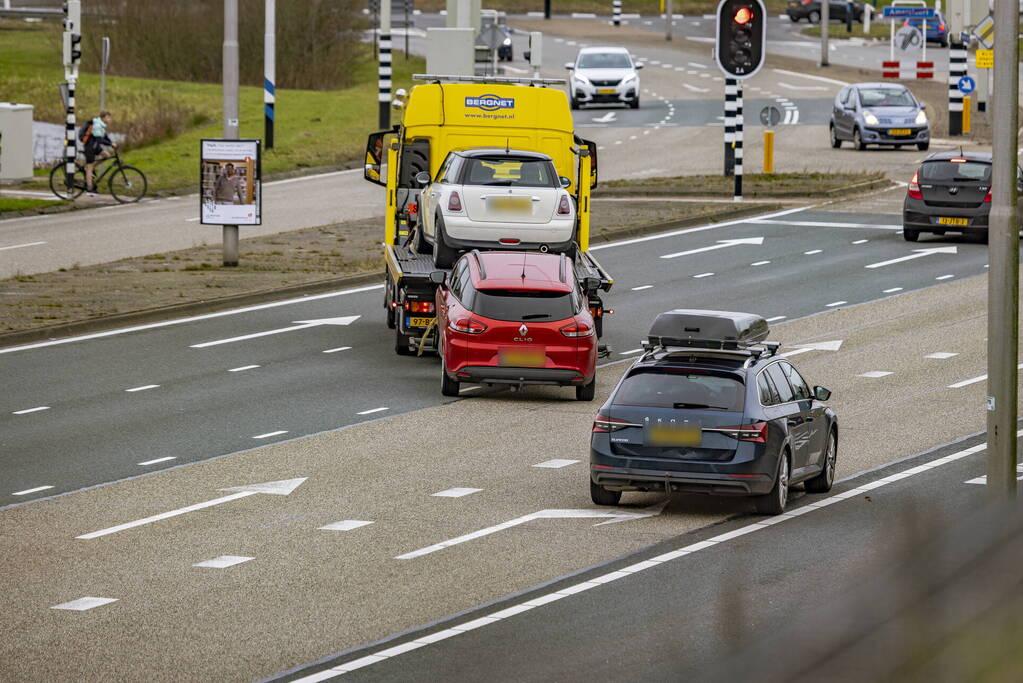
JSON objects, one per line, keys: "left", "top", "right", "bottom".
{"left": 865, "top": 246, "right": 957, "bottom": 269}
{"left": 592, "top": 111, "right": 617, "bottom": 123}
{"left": 76, "top": 477, "right": 307, "bottom": 539}
{"left": 190, "top": 315, "right": 360, "bottom": 348}
{"left": 778, "top": 340, "right": 844, "bottom": 358}
{"left": 395, "top": 503, "right": 665, "bottom": 559}
{"left": 661, "top": 236, "right": 764, "bottom": 260}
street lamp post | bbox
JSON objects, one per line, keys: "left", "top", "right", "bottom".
{"left": 223, "top": 0, "right": 240, "bottom": 266}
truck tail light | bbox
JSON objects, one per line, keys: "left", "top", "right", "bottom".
{"left": 451, "top": 316, "right": 487, "bottom": 334}
{"left": 589, "top": 306, "right": 603, "bottom": 318}
{"left": 404, "top": 301, "right": 435, "bottom": 314}
{"left": 907, "top": 171, "right": 923, "bottom": 200}
{"left": 448, "top": 191, "right": 462, "bottom": 212}
{"left": 407, "top": 202, "right": 418, "bottom": 215}
{"left": 561, "top": 320, "right": 594, "bottom": 338}
{"left": 592, "top": 413, "right": 631, "bottom": 433}
{"left": 718, "top": 422, "right": 768, "bottom": 443}
{"left": 557, "top": 194, "right": 572, "bottom": 215}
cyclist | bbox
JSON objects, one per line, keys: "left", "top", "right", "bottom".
{"left": 82, "top": 110, "right": 115, "bottom": 194}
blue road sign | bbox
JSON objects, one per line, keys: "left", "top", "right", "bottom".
{"left": 958, "top": 76, "right": 976, "bottom": 95}
{"left": 882, "top": 7, "right": 936, "bottom": 18}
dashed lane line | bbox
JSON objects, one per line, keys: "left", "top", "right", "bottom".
{"left": 125, "top": 384, "right": 160, "bottom": 393}
{"left": 253, "top": 430, "right": 288, "bottom": 439}
{"left": 0, "top": 241, "right": 47, "bottom": 252}
{"left": 229, "top": 365, "right": 260, "bottom": 372}
{"left": 138, "top": 457, "right": 176, "bottom": 466}
{"left": 357, "top": 407, "right": 389, "bottom": 416}
{"left": 948, "top": 363, "right": 1023, "bottom": 389}
{"left": 12, "top": 406, "right": 49, "bottom": 415}
{"left": 13, "top": 485, "right": 54, "bottom": 496}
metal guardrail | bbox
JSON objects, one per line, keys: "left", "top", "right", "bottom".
{"left": 0, "top": 7, "right": 62, "bottom": 19}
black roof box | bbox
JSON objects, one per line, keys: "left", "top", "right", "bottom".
{"left": 647, "top": 309, "right": 769, "bottom": 350}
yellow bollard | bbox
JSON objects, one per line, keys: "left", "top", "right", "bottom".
{"left": 763, "top": 129, "right": 775, "bottom": 174}
{"left": 963, "top": 95, "right": 971, "bottom": 134}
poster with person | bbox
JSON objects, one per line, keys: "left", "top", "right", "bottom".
{"left": 200, "top": 139, "right": 262, "bottom": 225}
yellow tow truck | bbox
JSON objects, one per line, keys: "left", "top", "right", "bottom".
{"left": 363, "top": 74, "right": 613, "bottom": 356}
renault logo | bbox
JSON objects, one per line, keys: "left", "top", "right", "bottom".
{"left": 519, "top": 324, "right": 528, "bottom": 336}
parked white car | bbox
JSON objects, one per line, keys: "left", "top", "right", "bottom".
{"left": 565, "top": 46, "right": 642, "bottom": 110}
{"left": 414, "top": 149, "right": 576, "bottom": 268}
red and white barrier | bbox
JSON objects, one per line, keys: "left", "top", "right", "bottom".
{"left": 882, "top": 60, "right": 934, "bottom": 80}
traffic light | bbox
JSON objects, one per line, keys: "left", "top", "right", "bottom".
{"left": 715, "top": 0, "right": 766, "bottom": 79}
{"left": 62, "top": 31, "right": 81, "bottom": 66}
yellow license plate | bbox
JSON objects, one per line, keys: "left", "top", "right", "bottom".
{"left": 597, "top": 88, "right": 616, "bottom": 94}
{"left": 888, "top": 128, "right": 911, "bottom": 135}
{"left": 646, "top": 424, "right": 702, "bottom": 447}
{"left": 407, "top": 316, "right": 433, "bottom": 327}
{"left": 490, "top": 196, "right": 531, "bottom": 213}
{"left": 499, "top": 349, "right": 545, "bottom": 367}
{"left": 937, "top": 216, "right": 969, "bottom": 226}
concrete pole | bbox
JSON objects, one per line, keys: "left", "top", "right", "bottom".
{"left": 379, "top": 0, "right": 392, "bottom": 129}
{"left": 223, "top": 0, "right": 240, "bottom": 267}
{"left": 820, "top": 0, "right": 829, "bottom": 66}
{"left": 985, "top": 0, "right": 1020, "bottom": 500}
{"left": 665, "top": 0, "right": 672, "bottom": 41}
{"left": 264, "top": 0, "right": 275, "bottom": 149}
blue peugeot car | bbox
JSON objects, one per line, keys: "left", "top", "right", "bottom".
{"left": 589, "top": 310, "right": 838, "bottom": 515}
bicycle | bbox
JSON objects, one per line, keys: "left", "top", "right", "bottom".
{"left": 49, "top": 147, "right": 148, "bottom": 203}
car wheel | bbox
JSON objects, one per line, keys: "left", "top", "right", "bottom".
{"left": 395, "top": 326, "right": 415, "bottom": 356}
{"left": 630, "top": 97, "right": 640, "bottom": 110}
{"left": 903, "top": 228, "right": 920, "bottom": 242}
{"left": 808, "top": 9, "right": 820, "bottom": 23}
{"left": 830, "top": 124, "right": 841, "bottom": 148}
{"left": 432, "top": 215, "right": 458, "bottom": 269}
{"left": 853, "top": 128, "right": 867, "bottom": 151}
{"left": 754, "top": 453, "right": 789, "bottom": 515}
{"left": 805, "top": 431, "right": 837, "bottom": 493}
{"left": 576, "top": 377, "right": 596, "bottom": 401}
{"left": 441, "top": 358, "right": 460, "bottom": 396}
{"left": 590, "top": 479, "right": 622, "bottom": 506}
{"left": 917, "top": 141, "right": 930, "bottom": 151}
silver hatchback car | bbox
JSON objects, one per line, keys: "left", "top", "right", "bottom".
{"left": 830, "top": 82, "right": 930, "bottom": 151}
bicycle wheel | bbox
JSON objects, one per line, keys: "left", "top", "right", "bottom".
{"left": 108, "top": 166, "right": 148, "bottom": 203}
{"left": 48, "top": 162, "right": 86, "bottom": 200}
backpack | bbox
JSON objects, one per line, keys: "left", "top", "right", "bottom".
{"left": 78, "top": 119, "right": 94, "bottom": 144}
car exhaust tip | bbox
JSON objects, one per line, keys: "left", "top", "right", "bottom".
{"left": 539, "top": 244, "right": 549, "bottom": 253}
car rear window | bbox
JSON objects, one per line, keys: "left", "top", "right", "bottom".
{"left": 857, "top": 88, "right": 915, "bottom": 107}
{"left": 472, "top": 289, "right": 574, "bottom": 322}
{"left": 461, "top": 157, "right": 557, "bottom": 188}
{"left": 613, "top": 368, "right": 745, "bottom": 411}
{"left": 920, "top": 160, "right": 991, "bottom": 182}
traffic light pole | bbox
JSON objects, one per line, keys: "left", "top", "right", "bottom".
{"left": 612, "top": 0, "right": 621, "bottom": 26}
{"left": 734, "top": 82, "right": 743, "bottom": 201}
{"left": 724, "top": 78, "right": 736, "bottom": 176}
{"left": 985, "top": 0, "right": 1020, "bottom": 500}
{"left": 62, "top": 1, "right": 81, "bottom": 192}
{"left": 264, "top": 0, "right": 275, "bottom": 150}
{"left": 819, "top": 0, "right": 829, "bottom": 66}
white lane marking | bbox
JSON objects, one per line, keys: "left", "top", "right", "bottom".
{"left": 253, "top": 430, "right": 288, "bottom": 439}
{"left": 431, "top": 488, "right": 482, "bottom": 498}
{"left": 779, "top": 81, "right": 826, "bottom": 91}
{"left": 229, "top": 364, "right": 260, "bottom": 372}
{"left": 750, "top": 219, "right": 901, "bottom": 230}
{"left": 125, "top": 384, "right": 159, "bottom": 392}
{"left": 682, "top": 83, "right": 710, "bottom": 93}
{"left": 51, "top": 597, "right": 118, "bottom": 611}
{"left": 13, "top": 406, "right": 49, "bottom": 415}
{"left": 825, "top": 301, "right": 846, "bottom": 307}
{"left": 185, "top": 217, "right": 201, "bottom": 222}
{"left": 76, "top": 478, "right": 307, "bottom": 539}
{"left": 948, "top": 363, "right": 1023, "bottom": 388}
{"left": 661, "top": 236, "right": 764, "bottom": 260}
{"left": 323, "top": 346, "right": 352, "bottom": 354}
{"left": 138, "top": 456, "right": 176, "bottom": 466}
{"left": 751, "top": 260, "right": 770, "bottom": 266}
{"left": 631, "top": 285, "right": 653, "bottom": 291}
{"left": 859, "top": 371, "right": 893, "bottom": 378}
{"left": 693, "top": 272, "right": 714, "bottom": 278}
{"left": 852, "top": 239, "right": 869, "bottom": 244}
{"left": 925, "top": 352, "right": 959, "bottom": 359}
{"left": 592, "top": 111, "right": 617, "bottom": 123}
{"left": 619, "top": 348, "right": 643, "bottom": 355}
{"left": 357, "top": 407, "right": 388, "bottom": 415}
{"left": 263, "top": 168, "right": 360, "bottom": 188}
{"left": 629, "top": 135, "right": 637, "bottom": 140}
{"left": 883, "top": 287, "right": 903, "bottom": 293}
{"left": 866, "top": 247, "right": 958, "bottom": 269}
{"left": 502, "top": 65, "right": 529, "bottom": 74}
{"left": 688, "top": 61, "right": 707, "bottom": 68}
{"left": 0, "top": 241, "right": 47, "bottom": 252}
{"left": 191, "top": 315, "right": 360, "bottom": 348}
{"left": 778, "top": 340, "right": 843, "bottom": 358}
{"left": 13, "top": 485, "right": 54, "bottom": 496}
{"left": 804, "top": 249, "right": 822, "bottom": 255}
{"left": 772, "top": 68, "right": 848, "bottom": 86}
{"left": 307, "top": 435, "right": 1005, "bottom": 680}
{"left": 965, "top": 464, "right": 1023, "bottom": 485}
{"left": 193, "top": 555, "right": 254, "bottom": 568}
{"left": 649, "top": 60, "right": 661, "bottom": 65}
{"left": 0, "top": 284, "right": 383, "bottom": 356}
{"left": 319, "top": 520, "right": 374, "bottom": 531}
{"left": 766, "top": 316, "right": 786, "bottom": 322}
{"left": 533, "top": 459, "right": 579, "bottom": 469}
{"left": 661, "top": 64, "right": 674, "bottom": 69}
{"left": 936, "top": 274, "right": 955, "bottom": 280}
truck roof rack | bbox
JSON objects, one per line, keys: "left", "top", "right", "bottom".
{"left": 412, "top": 74, "right": 568, "bottom": 87}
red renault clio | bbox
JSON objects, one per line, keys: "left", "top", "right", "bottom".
{"left": 436, "top": 250, "right": 598, "bottom": 400}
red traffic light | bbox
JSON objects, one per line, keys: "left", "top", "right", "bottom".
{"left": 734, "top": 7, "right": 753, "bottom": 24}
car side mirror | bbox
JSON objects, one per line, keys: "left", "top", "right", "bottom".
{"left": 565, "top": 62, "right": 574, "bottom": 70}
{"left": 559, "top": 176, "right": 571, "bottom": 188}
{"left": 415, "top": 171, "right": 432, "bottom": 186}
{"left": 429, "top": 270, "right": 447, "bottom": 285}
{"left": 813, "top": 386, "right": 832, "bottom": 402}
{"left": 920, "top": 103, "right": 927, "bottom": 110}
{"left": 635, "top": 62, "right": 644, "bottom": 69}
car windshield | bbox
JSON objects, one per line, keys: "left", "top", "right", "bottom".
{"left": 920, "top": 160, "right": 991, "bottom": 182}
{"left": 613, "top": 368, "right": 745, "bottom": 411}
{"left": 472, "top": 289, "right": 574, "bottom": 322}
{"left": 461, "top": 157, "right": 558, "bottom": 188}
{"left": 577, "top": 52, "right": 632, "bottom": 69}
{"left": 858, "top": 87, "right": 916, "bottom": 107}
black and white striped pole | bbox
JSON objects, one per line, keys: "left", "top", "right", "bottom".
{"left": 724, "top": 77, "right": 737, "bottom": 176}
{"left": 612, "top": 0, "right": 621, "bottom": 26}
{"left": 264, "top": 0, "right": 275, "bottom": 149}
{"left": 378, "top": 0, "right": 392, "bottom": 129}
{"left": 734, "top": 82, "right": 743, "bottom": 201}
{"left": 62, "top": 0, "right": 82, "bottom": 192}
{"left": 948, "top": 40, "right": 967, "bottom": 136}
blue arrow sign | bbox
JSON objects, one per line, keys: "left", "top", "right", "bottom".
{"left": 882, "top": 7, "right": 936, "bottom": 18}
{"left": 958, "top": 76, "right": 976, "bottom": 95}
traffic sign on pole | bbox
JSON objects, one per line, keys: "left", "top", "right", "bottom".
{"left": 958, "top": 75, "right": 976, "bottom": 95}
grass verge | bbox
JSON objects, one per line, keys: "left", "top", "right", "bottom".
{"left": 0, "top": 197, "right": 65, "bottom": 213}
{"left": 597, "top": 172, "right": 890, "bottom": 198}
{"left": 800, "top": 24, "right": 894, "bottom": 40}
{"left": 416, "top": 0, "right": 789, "bottom": 13}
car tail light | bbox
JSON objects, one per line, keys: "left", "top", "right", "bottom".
{"left": 448, "top": 191, "right": 462, "bottom": 212}
{"left": 404, "top": 301, "right": 434, "bottom": 314}
{"left": 908, "top": 171, "right": 923, "bottom": 200}
{"left": 801, "top": 0, "right": 811, "bottom": 4}
{"left": 557, "top": 195, "right": 572, "bottom": 215}
{"left": 592, "top": 413, "right": 632, "bottom": 433}
{"left": 718, "top": 422, "right": 768, "bottom": 443}
{"left": 560, "top": 320, "right": 594, "bottom": 338}
{"left": 939, "top": 22, "right": 946, "bottom": 31}
{"left": 984, "top": 189, "right": 992, "bottom": 203}
{"left": 450, "top": 316, "right": 487, "bottom": 334}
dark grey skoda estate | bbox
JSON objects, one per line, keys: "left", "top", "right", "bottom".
{"left": 589, "top": 310, "right": 838, "bottom": 515}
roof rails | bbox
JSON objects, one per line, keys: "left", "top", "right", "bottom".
{"left": 640, "top": 340, "right": 782, "bottom": 366}
{"left": 471, "top": 249, "right": 487, "bottom": 280}
{"left": 558, "top": 252, "right": 567, "bottom": 283}
{"left": 412, "top": 74, "right": 568, "bottom": 87}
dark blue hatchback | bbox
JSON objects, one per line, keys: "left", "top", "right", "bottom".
{"left": 589, "top": 310, "right": 838, "bottom": 515}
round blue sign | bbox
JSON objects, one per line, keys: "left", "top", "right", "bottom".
{"left": 958, "top": 76, "right": 976, "bottom": 95}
